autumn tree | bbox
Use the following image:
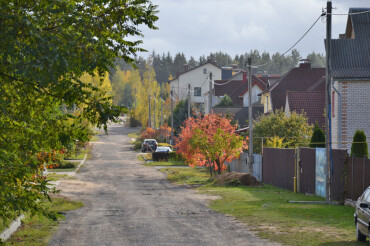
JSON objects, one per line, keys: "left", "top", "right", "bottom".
{"left": 175, "top": 113, "right": 247, "bottom": 176}
{"left": 0, "top": 0, "right": 158, "bottom": 221}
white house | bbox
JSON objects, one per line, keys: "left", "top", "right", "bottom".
{"left": 168, "top": 60, "right": 221, "bottom": 114}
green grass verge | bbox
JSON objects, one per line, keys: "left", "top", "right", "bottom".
{"left": 46, "top": 174, "right": 69, "bottom": 182}
{"left": 65, "top": 148, "right": 88, "bottom": 160}
{"left": 143, "top": 160, "right": 187, "bottom": 167}
{"left": 128, "top": 132, "right": 140, "bottom": 140}
{"left": 6, "top": 196, "right": 84, "bottom": 245}
{"left": 160, "top": 167, "right": 212, "bottom": 186}
{"left": 160, "top": 167, "right": 361, "bottom": 246}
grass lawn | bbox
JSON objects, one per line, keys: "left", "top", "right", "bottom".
{"left": 6, "top": 196, "right": 83, "bottom": 245}
{"left": 65, "top": 148, "right": 89, "bottom": 160}
{"left": 160, "top": 167, "right": 212, "bottom": 186}
{"left": 144, "top": 160, "right": 187, "bottom": 167}
{"left": 46, "top": 173, "right": 69, "bottom": 182}
{"left": 49, "top": 161, "right": 79, "bottom": 172}
{"left": 128, "top": 132, "right": 140, "bottom": 140}
{"left": 160, "top": 167, "right": 361, "bottom": 246}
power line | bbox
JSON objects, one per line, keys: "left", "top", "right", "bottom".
{"left": 247, "top": 12, "right": 325, "bottom": 69}
{"left": 210, "top": 71, "right": 243, "bottom": 86}
{"left": 330, "top": 10, "right": 370, "bottom": 16}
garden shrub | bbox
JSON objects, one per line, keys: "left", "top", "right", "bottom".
{"left": 351, "top": 130, "right": 368, "bottom": 158}
{"left": 168, "top": 152, "right": 184, "bottom": 161}
{"left": 309, "top": 123, "right": 325, "bottom": 148}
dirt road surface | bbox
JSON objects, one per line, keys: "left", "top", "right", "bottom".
{"left": 50, "top": 123, "right": 280, "bottom": 246}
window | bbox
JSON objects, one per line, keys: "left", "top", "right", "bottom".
{"left": 203, "top": 68, "right": 207, "bottom": 74}
{"left": 194, "top": 87, "right": 201, "bottom": 97}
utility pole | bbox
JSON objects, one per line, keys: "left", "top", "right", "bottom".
{"left": 325, "top": 0, "right": 332, "bottom": 203}
{"left": 160, "top": 98, "right": 163, "bottom": 127}
{"left": 153, "top": 93, "right": 156, "bottom": 128}
{"left": 188, "top": 84, "right": 191, "bottom": 118}
{"left": 148, "top": 95, "right": 151, "bottom": 128}
{"left": 170, "top": 90, "right": 174, "bottom": 145}
{"left": 248, "top": 57, "right": 254, "bottom": 175}
{"left": 209, "top": 72, "right": 213, "bottom": 114}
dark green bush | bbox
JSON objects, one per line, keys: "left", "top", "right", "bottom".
{"left": 168, "top": 152, "right": 184, "bottom": 161}
{"left": 309, "top": 123, "right": 325, "bottom": 148}
{"left": 133, "top": 141, "right": 142, "bottom": 150}
{"left": 351, "top": 130, "right": 368, "bottom": 158}
{"left": 56, "top": 161, "right": 76, "bottom": 169}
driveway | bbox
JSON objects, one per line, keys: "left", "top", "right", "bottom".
{"left": 50, "top": 122, "right": 280, "bottom": 246}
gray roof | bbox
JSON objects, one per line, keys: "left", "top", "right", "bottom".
{"left": 330, "top": 8, "right": 370, "bottom": 79}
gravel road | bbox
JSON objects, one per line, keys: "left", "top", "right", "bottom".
{"left": 50, "top": 122, "right": 280, "bottom": 246}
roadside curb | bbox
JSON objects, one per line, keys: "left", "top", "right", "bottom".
{"left": 0, "top": 214, "right": 25, "bottom": 242}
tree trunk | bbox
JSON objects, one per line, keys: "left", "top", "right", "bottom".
{"left": 216, "top": 159, "right": 221, "bottom": 175}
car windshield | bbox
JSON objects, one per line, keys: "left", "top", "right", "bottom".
{"left": 146, "top": 140, "right": 156, "bottom": 144}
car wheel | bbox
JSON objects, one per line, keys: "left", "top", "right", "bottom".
{"left": 356, "top": 222, "right": 366, "bottom": 242}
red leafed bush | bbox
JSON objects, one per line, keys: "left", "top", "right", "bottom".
{"left": 141, "top": 124, "right": 172, "bottom": 142}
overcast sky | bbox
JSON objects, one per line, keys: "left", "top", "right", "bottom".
{"left": 135, "top": 0, "right": 369, "bottom": 60}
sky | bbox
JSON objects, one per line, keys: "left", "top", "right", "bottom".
{"left": 135, "top": 0, "right": 369, "bottom": 60}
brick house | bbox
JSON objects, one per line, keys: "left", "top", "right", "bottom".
{"left": 330, "top": 8, "right": 370, "bottom": 153}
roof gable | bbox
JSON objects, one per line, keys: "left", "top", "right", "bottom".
{"left": 330, "top": 8, "right": 370, "bottom": 79}
{"left": 168, "top": 61, "right": 221, "bottom": 83}
{"left": 286, "top": 91, "right": 325, "bottom": 129}
{"left": 214, "top": 74, "right": 267, "bottom": 105}
{"left": 268, "top": 66, "right": 325, "bottom": 110}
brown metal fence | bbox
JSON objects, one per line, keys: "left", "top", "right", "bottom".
{"left": 262, "top": 148, "right": 295, "bottom": 191}
{"left": 299, "top": 148, "right": 315, "bottom": 195}
{"left": 347, "top": 156, "right": 370, "bottom": 201}
{"left": 262, "top": 147, "right": 350, "bottom": 202}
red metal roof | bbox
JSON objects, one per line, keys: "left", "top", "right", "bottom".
{"left": 266, "top": 64, "right": 325, "bottom": 111}
{"left": 214, "top": 75, "right": 267, "bottom": 106}
{"left": 286, "top": 91, "right": 325, "bottom": 129}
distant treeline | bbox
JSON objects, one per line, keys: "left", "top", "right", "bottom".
{"left": 112, "top": 49, "right": 326, "bottom": 85}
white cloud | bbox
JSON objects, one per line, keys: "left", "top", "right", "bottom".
{"left": 136, "top": 0, "right": 370, "bottom": 59}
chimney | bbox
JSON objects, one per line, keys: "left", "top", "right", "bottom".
{"left": 242, "top": 71, "right": 247, "bottom": 82}
{"left": 299, "top": 59, "right": 311, "bottom": 69}
{"left": 207, "top": 57, "right": 212, "bottom": 63}
{"left": 183, "top": 64, "right": 189, "bottom": 72}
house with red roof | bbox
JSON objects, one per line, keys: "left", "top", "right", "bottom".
{"left": 285, "top": 91, "right": 325, "bottom": 130}
{"left": 260, "top": 60, "right": 326, "bottom": 114}
{"left": 214, "top": 72, "right": 267, "bottom": 107}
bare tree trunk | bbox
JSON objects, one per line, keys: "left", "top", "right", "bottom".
{"left": 216, "top": 159, "right": 221, "bottom": 175}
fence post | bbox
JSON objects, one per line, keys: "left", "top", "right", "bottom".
{"left": 363, "top": 156, "right": 366, "bottom": 192}
{"left": 351, "top": 156, "right": 354, "bottom": 200}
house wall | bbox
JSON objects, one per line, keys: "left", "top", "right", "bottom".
{"left": 332, "top": 80, "right": 370, "bottom": 154}
{"left": 242, "top": 85, "right": 262, "bottom": 107}
{"left": 261, "top": 92, "right": 273, "bottom": 113}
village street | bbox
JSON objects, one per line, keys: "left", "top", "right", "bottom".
{"left": 49, "top": 122, "right": 280, "bottom": 246}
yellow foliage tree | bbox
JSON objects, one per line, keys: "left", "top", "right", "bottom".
{"left": 134, "top": 64, "right": 160, "bottom": 127}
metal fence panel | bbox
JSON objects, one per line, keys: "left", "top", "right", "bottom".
{"left": 299, "top": 148, "right": 316, "bottom": 195}
{"left": 253, "top": 154, "right": 262, "bottom": 182}
{"left": 262, "top": 148, "right": 295, "bottom": 191}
